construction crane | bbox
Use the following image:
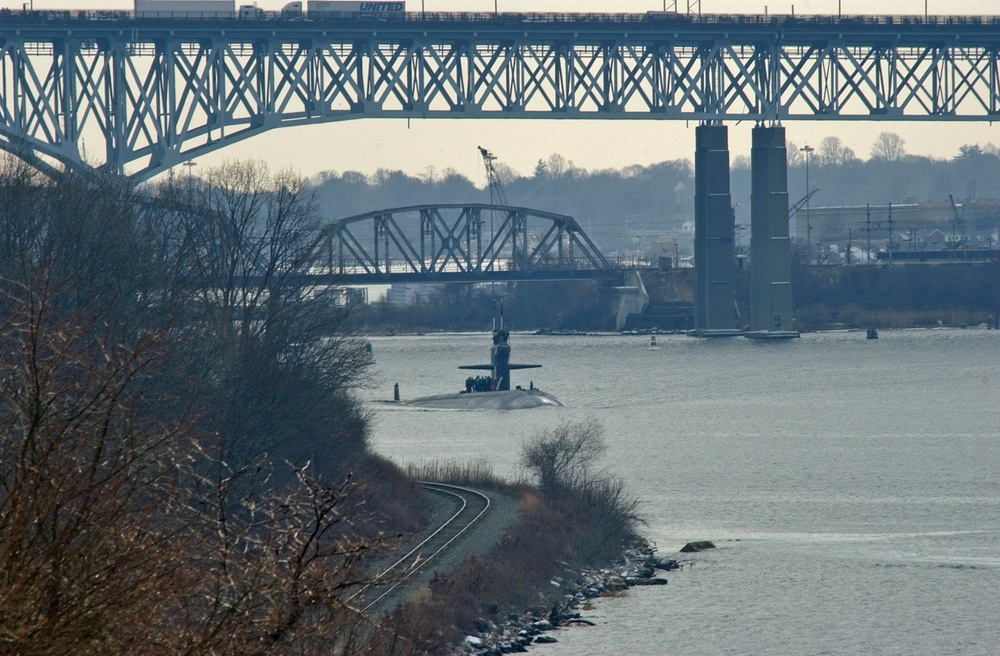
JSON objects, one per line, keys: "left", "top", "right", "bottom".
{"left": 478, "top": 146, "right": 530, "bottom": 270}
{"left": 788, "top": 188, "right": 819, "bottom": 220}
{"left": 478, "top": 146, "right": 509, "bottom": 207}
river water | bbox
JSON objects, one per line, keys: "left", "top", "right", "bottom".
{"left": 364, "top": 328, "right": 1000, "bottom": 655}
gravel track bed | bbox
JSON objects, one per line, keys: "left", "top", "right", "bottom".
{"left": 374, "top": 486, "right": 522, "bottom": 611}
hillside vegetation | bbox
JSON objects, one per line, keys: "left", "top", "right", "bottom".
{"left": 0, "top": 156, "right": 648, "bottom": 655}
{"left": 0, "top": 158, "right": 428, "bottom": 654}
{"left": 312, "top": 134, "right": 1000, "bottom": 255}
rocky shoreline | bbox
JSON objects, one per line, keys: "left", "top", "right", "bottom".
{"left": 448, "top": 542, "right": 679, "bottom": 655}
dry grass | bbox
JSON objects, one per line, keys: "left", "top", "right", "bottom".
{"left": 518, "top": 490, "right": 542, "bottom": 514}
{"left": 405, "top": 459, "right": 508, "bottom": 490}
{"left": 384, "top": 421, "right": 645, "bottom": 651}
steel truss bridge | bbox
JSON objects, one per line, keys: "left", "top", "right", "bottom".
{"left": 310, "top": 203, "right": 612, "bottom": 283}
{"left": 1, "top": 11, "right": 1000, "bottom": 179}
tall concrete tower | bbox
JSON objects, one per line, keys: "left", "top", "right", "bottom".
{"left": 693, "top": 124, "right": 738, "bottom": 334}
{"left": 749, "top": 125, "right": 796, "bottom": 336}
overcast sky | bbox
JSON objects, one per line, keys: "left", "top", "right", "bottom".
{"left": 3, "top": 0, "right": 999, "bottom": 183}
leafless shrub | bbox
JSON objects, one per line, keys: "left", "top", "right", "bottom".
{"left": 520, "top": 417, "right": 607, "bottom": 492}
{"left": 520, "top": 418, "right": 643, "bottom": 563}
{"left": 0, "top": 274, "right": 202, "bottom": 653}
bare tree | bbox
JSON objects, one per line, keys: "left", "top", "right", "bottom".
{"left": 0, "top": 153, "right": 44, "bottom": 280}
{"left": 146, "top": 160, "right": 374, "bottom": 469}
{"left": 520, "top": 418, "right": 607, "bottom": 491}
{"left": 0, "top": 273, "right": 202, "bottom": 653}
{"left": 519, "top": 418, "right": 642, "bottom": 564}
{"left": 170, "top": 462, "right": 398, "bottom": 656}
{"left": 817, "top": 136, "right": 857, "bottom": 166}
{"left": 786, "top": 141, "right": 804, "bottom": 166}
{"left": 0, "top": 157, "right": 151, "bottom": 328}
{"left": 870, "top": 132, "right": 906, "bottom": 162}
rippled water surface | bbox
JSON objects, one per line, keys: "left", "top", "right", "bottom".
{"left": 364, "top": 328, "right": 1000, "bottom": 655}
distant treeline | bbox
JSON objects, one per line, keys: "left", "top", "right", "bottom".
{"left": 310, "top": 134, "right": 1000, "bottom": 254}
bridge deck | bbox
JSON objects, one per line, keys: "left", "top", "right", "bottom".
{"left": 1, "top": 10, "right": 998, "bottom": 179}
{"left": 3, "top": 10, "right": 1000, "bottom": 37}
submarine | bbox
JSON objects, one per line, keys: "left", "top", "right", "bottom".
{"left": 403, "top": 302, "right": 563, "bottom": 410}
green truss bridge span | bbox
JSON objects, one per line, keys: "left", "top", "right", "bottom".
{"left": 310, "top": 203, "right": 612, "bottom": 283}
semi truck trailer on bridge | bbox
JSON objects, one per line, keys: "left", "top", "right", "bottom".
{"left": 133, "top": 0, "right": 406, "bottom": 19}
{"left": 135, "top": 1, "right": 238, "bottom": 18}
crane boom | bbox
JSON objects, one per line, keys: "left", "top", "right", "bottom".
{"left": 478, "top": 146, "right": 509, "bottom": 207}
{"left": 788, "top": 188, "right": 819, "bottom": 219}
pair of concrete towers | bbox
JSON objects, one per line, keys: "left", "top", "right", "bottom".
{"left": 693, "top": 123, "right": 796, "bottom": 337}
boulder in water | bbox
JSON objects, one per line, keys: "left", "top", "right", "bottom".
{"left": 680, "top": 540, "right": 716, "bottom": 553}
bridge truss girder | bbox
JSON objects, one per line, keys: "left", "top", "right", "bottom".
{"left": 1, "top": 16, "right": 999, "bottom": 178}
{"left": 314, "top": 203, "right": 609, "bottom": 279}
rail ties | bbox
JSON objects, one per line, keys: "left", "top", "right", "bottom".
{"left": 349, "top": 482, "right": 491, "bottom": 613}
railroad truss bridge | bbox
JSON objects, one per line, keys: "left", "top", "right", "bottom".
{"left": 310, "top": 203, "right": 612, "bottom": 283}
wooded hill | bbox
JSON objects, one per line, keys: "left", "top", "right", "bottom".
{"left": 310, "top": 134, "right": 1000, "bottom": 256}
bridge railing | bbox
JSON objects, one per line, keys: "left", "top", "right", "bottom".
{"left": 3, "top": 8, "right": 1000, "bottom": 30}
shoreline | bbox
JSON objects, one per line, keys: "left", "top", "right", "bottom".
{"left": 447, "top": 541, "right": 678, "bottom": 655}
{"left": 361, "top": 322, "right": 998, "bottom": 339}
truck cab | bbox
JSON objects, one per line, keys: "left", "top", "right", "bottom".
{"left": 280, "top": 2, "right": 303, "bottom": 18}
{"left": 238, "top": 4, "right": 264, "bottom": 18}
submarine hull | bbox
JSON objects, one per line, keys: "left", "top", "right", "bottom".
{"left": 404, "top": 389, "right": 563, "bottom": 410}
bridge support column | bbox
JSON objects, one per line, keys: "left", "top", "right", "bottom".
{"left": 749, "top": 125, "right": 797, "bottom": 336}
{"left": 693, "top": 124, "right": 737, "bottom": 334}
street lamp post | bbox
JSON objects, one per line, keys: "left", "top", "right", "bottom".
{"left": 800, "top": 144, "right": 814, "bottom": 262}
{"left": 182, "top": 160, "right": 197, "bottom": 193}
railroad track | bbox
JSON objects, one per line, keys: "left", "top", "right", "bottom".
{"left": 348, "top": 481, "right": 491, "bottom": 613}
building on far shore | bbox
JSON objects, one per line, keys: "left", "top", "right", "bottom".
{"left": 794, "top": 200, "right": 1000, "bottom": 264}
{"left": 386, "top": 283, "right": 445, "bottom": 306}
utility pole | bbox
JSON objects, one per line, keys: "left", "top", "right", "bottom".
{"left": 865, "top": 204, "right": 872, "bottom": 264}
{"left": 860, "top": 205, "right": 902, "bottom": 265}
{"left": 887, "top": 202, "right": 894, "bottom": 265}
